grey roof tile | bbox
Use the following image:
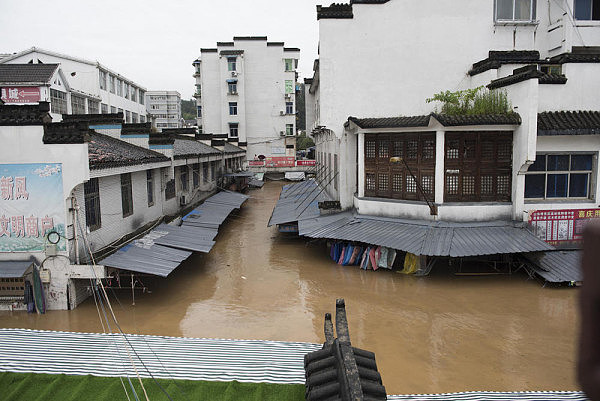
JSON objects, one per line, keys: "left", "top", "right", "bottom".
{"left": 173, "top": 135, "right": 221, "bottom": 158}
{"left": 0, "top": 64, "right": 59, "bottom": 83}
{"left": 538, "top": 111, "right": 600, "bottom": 136}
{"left": 88, "top": 132, "right": 169, "bottom": 169}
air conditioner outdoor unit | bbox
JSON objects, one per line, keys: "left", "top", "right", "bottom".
{"left": 279, "top": 111, "right": 285, "bottom": 116}
{"left": 179, "top": 195, "right": 186, "bottom": 206}
{"left": 231, "top": 71, "right": 238, "bottom": 77}
{"left": 280, "top": 131, "right": 285, "bottom": 136}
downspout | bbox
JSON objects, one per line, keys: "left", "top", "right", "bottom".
{"left": 70, "top": 195, "right": 80, "bottom": 264}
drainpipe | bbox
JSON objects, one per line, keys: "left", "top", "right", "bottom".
{"left": 71, "top": 196, "right": 80, "bottom": 264}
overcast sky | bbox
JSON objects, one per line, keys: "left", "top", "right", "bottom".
{"left": 0, "top": 0, "right": 323, "bottom": 99}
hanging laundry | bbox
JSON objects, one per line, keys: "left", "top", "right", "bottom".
{"left": 400, "top": 252, "right": 419, "bottom": 274}
{"left": 349, "top": 246, "right": 361, "bottom": 265}
{"left": 369, "top": 247, "right": 377, "bottom": 270}
{"left": 343, "top": 244, "right": 354, "bottom": 265}
{"left": 386, "top": 248, "right": 397, "bottom": 269}
{"left": 378, "top": 247, "right": 389, "bottom": 269}
{"left": 338, "top": 246, "right": 346, "bottom": 264}
{"left": 360, "top": 247, "right": 370, "bottom": 270}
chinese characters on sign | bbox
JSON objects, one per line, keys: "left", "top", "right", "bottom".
{"left": 0, "top": 164, "right": 65, "bottom": 252}
{"left": 0, "top": 87, "right": 41, "bottom": 104}
{"left": 529, "top": 209, "right": 600, "bottom": 246}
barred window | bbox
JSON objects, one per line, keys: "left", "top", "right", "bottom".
{"left": 422, "top": 175, "right": 434, "bottom": 195}
{"left": 50, "top": 89, "right": 67, "bottom": 114}
{"left": 406, "top": 176, "right": 417, "bottom": 193}
{"left": 378, "top": 173, "right": 388, "bottom": 191}
{"left": 392, "top": 174, "right": 402, "bottom": 193}
{"left": 365, "top": 140, "right": 376, "bottom": 159}
{"left": 378, "top": 141, "right": 389, "bottom": 158}
{"left": 366, "top": 173, "right": 376, "bottom": 191}
{"left": 423, "top": 139, "right": 435, "bottom": 159}
{"left": 84, "top": 178, "right": 101, "bottom": 231}
{"left": 147, "top": 170, "right": 154, "bottom": 207}
{"left": 407, "top": 140, "right": 418, "bottom": 159}
{"left": 121, "top": 173, "right": 133, "bottom": 217}
{"left": 444, "top": 132, "right": 513, "bottom": 202}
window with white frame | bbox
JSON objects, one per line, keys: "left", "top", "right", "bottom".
{"left": 147, "top": 170, "right": 154, "bottom": 207}
{"left": 125, "top": 111, "right": 131, "bottom": 122}
{"left": 132, "top": 112, "right": 138, "bottom": 122}
{"left": 124, "top": 82, "right": 130, "bottom": 99}
{"left": 229, "top": 123, "right": 239, "bottom": 137}
{"left": 116, "top": 79, "right": 122, "bottom": 96}
{"left": 139, "top": 90, "right": 145, "bottom": 105}
{"left": 495, "top": 0, "right": 535, "bottom": 21}
{"left": 286, "top": 102, "right": 294, "bottom": 114}
{"left": 284, "top": 58, "right": 294, "bottom": 72}
{"left": 229, "top": 102, "right": 237, "bottom": 115}
{"left": 109, "top": 75, "right": 115, "bottom": 94}
{"left": 228, "top": 81, "right": 237, "bottom": 94}
{"left": 88, "top": 99, "right": 99, "bottom": 114}
{"left": 121, "top": 173, "right": 133, "bottom": 217}
{"left": 227, "top": 57, "right": 237, "bottom": 71}
{"left": 50, "top": 89, "right": 67, "bottom": 114}
{"left": 71, "top": 94, "right": 86, "bottom": 114}
{"left": 99, "top": 70, "right": 107, "bottom": 90}
{"left": 575, "top": 0, "right": 600, "bottom": 20}
{"left": 525, "top": 154, "right": 594, "bottom": 199}
{"left": 131, "top": 87, "right": 137, "bottom": 102}
{"left": 101, "top": 103, "right": 108, "bottom": 114}
{"left": 197, "top": 106, "right": 202, "bottom": 117}
{"left": 140, "top": 115, "right": 146, "bottom": 123}
{"left": 286, "top": 124, "right": 294, "bottom": 136}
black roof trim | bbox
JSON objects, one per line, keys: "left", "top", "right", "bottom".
{"left": 348, "top": 112, "right": 521, "bottom": 129}
{"left": 233, "top": 36, "right": 268, "bottom": 41}
{"left": 469, "top": 50, "right": 541, "bottom": 76}
{"left": 226, "top": 137, "right": 238, "bottom": 143}
{"left": 195, "top": 133, "right": 212, "bottom": 140}
{"left": 487, "top": 65, "right": 542, "bottom": 89}
{"left": 284, "top": 47, "right": 300, "bottom": 52}
{"left": 304, "top": 78, "right": 314, "bottom": 84}
{"left": 211, "top": 140, "right": 226, "bottom": 147}
{"left": 317, "top": 3, "right": 353, "bottom": 19}
{"left": 217, "top": 42, "right": 234, "bottom": 47}
{"left": 149, "top": 133, "right": 175, "bottom": 145}
{"left": 120, "top": 122, "right": 152, "bottom": 135}
{"left": 200, "top": 48, "right": 218, "bottom": 53}
{"left": 538, "top": 111, "right": 600, "bottom": 136}
{"left": 267, "top": 42, "right": 285, "bottom": 47}
{"left": 351, "top": 0, "right": 390, "bottom": 3}
{"left": 237, "top": 141, "right": 247, "bottom": 147}
{"left": 213, "top": 133, "right": 228, "bottom": 139}
{"left": 0, "top": 102, "right": 51, "bottom": 126}
{"left": 162, "top": 128, "right": 197, "bottom": 136}
{"left": 539, "top": 74, "right": 568, "bottom": 84}
{"left": 220, "top": 50, "right": 244, "bottom": 56}
{"left": 43, "top": 122, "right": 92, "bottom": 144}
{"left": 62, "top": 113, "right": 124, "bottom": 125}
{"left": 550, "top": 52, "right": 600, "bottom": 64}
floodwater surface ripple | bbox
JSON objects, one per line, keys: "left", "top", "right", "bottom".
{"left": 0, "top": 181, "right": 580, "bottom": 394}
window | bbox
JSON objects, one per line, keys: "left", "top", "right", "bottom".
{"left": 364, "top": 133, "right": 436, "bottom": 201}
{"left": 147, "top": 170, "right": 154, "bottom": 206}
{"left": 50, "top": 89, "right": 67, "bottom": 114}
{"left": 99, "top": 71, "right": 107, "bottom": 90}
{"left": 228, "top": 82, "right": 237, "bottom": 94}
{"left": 71, "top": 94, "right": 86, "bottom": 114}
{"left": 140, "top": 115, "right": 146, "bottom": 123}
{"left": 229, "top": 123, "right": 239, "bottom": 137}
{"left": 203, "top": 162, "right": 209, "bottom": 182}
{"left": 131, "top": 87, "right": 137, "bottom": 102}
{"left": 109, "top": 75, "right": 115, "bottom": 94}
{"left": 286, "top": 124, "right": 294, "bottom": 136}
{"left": 227, "top": 57, "right": 237, "bottom": 71}
{"left": 211, "top": 161, "right": 216, "bottom": 181}
{"left": 286, "top": 102, "right": 294, "bottom": 114}
{"left": 88, "top": 99, "right": 99, "bottom": 114}
{"left": 84, "top": 178, "right": 101, "bottom": 231}
{"left": 575, "top": 0, "right": 600, "bottom": 20}
{"left": 180, "top": 166, "right": 188, "bottom": 191}
{"left": 193, "top": 164, "right": 200, "bottom": 188}
{"left": 284, "top": 58, "right": 294, "bottom": 72}
{"left": 120, "top": 173, "right": 133, "bottom": 217}
{"left": 124, "top": 82, "right": 130, "bottom": 99}
{"left": 139, "top": 90, "right": 145, "bottom": 105}
{"left": 197, "top": 106, "right": 202, "bottom": 117}
{"left": 101, "top": 103, "right": 108, "bottom": 114}
{"left": 525, "top": 154, "right": 594, "bottom": 199}
{"left": 540, "top": 64, "right": 562, "bottom": 75}
{"left": 126, "top": 110, "right": 131, "bottom": 123}
{"left": 229, "top": 102, "right": 238, "bottom": 115}
{"left": 132, "top": 112, "right": 138, "bottom": 123}
{"left": 116, "top": 79, "right": 122, "bottom": 96}
{"left": 495, "top": 0, "right": 535, "bottom": 21}
{"left": 165, "top": 179, "right": 176, "bottom": 200}
{"left": 110, "top": 106, "right": 117, "bottom": 113}
{"left": 444, "top": 132, "right": 513, "bottom": 202}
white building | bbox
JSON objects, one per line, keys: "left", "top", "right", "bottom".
{"left": 0, "top": 47, "right": 147, "bottom": 123}
{"left": 306, "top": 0, "right": 600, "bottom": 230}
{"left": 0, "top": 104, "right": 245, "bottom": 310}
{"left": 146, "top": 90, "right": 182, "bottom": 130}
{"left": 193, "top": 36, "right": 300, "bottom": 161}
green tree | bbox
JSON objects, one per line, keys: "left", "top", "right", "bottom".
{"left": 296, "top": 132, "right": 315, "bottom": 150}
{"left": 181, "top": 99, "right": 197, "bottom": 120}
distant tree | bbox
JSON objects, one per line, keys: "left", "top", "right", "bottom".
{"left": 296, "top": 83, "right": 306, "bottom": 131}
{"left": 181, "top": 99, "right": 197, "bottom": 120}
{"left": 296, "top": 131, "right": 315, "bottom": 150}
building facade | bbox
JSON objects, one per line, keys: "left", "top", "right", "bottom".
{"left": 306, "top": 0, "right": 600, "bottom": 237}
{"left": 0, "top": 47, "right": 147, "bottom": 123}
{"left": 193, "top": 36, "right": 300, "bottom": 161}
{"left": 146, "top": 90, "right": 182, "bottom": 130}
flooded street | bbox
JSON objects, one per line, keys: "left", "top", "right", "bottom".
{"left": 0, "top": 181, "right": 580, "bottom": 395}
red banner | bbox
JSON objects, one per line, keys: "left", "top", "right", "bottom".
{"left": 1, "top": 86, "right": 41, "bottom": 104}
{"left": 248, "top": 160, "right": 265, "bottom": 166}
{"left": 296, "top": 160, "right": 316, "bottom": 166}
{"left": 266, "top": 157, "right": 295, "bottom": 168}
{"left": 529, "top": 208, "right": 600, "bottom": 245}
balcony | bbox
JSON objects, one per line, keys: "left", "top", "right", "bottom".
{"left": 193, "top": 92, "right": 202, "bottom": 99}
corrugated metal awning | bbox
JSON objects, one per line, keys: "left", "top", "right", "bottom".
{"left": 268, "top": 180, "right": 331, "bottom": 227}
{"left": 522, "top": 250, "right": 582, "bottom": 283}
{"left": 299, "top": 213, "right": 554, "bottom": 258}
{"left": 183, "top": 191, "right": 248, "bottom": 229}
{"left": 0, "top": 261, "right": 33, "bottom": 278}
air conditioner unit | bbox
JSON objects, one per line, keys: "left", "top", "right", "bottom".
{"left": 179, "top": 195, "right": 186, "bottom": 206}
{"left": 280, "top": 131, "right": 285, "bottom": 137}
{"left": 279, "top": 111, "right": 285, "bottom": 116}
{"left": 231, "top": 71, "right": 238, "bottom": 77}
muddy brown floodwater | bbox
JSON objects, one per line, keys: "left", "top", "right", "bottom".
{"left": 0, "top": 181, "right": 580, "bottom": 395}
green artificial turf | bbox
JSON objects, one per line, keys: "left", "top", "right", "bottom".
{"left": 0, "top": 372, "right": 305, "bottom": 401}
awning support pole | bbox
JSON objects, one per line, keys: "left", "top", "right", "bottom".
{"left": 131, "top": 273, "right": 135, "bottom": 306}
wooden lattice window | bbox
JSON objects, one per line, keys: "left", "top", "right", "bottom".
{"left": 444, "top": 131, "right": 513, "bottom": 202}
{"left": 364, "top": 133, "right": 435, "bottom": 201}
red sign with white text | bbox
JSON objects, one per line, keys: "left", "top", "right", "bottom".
{"left": 266, "top": 157, "right": 295, "bottom": 168}
{"left": 529, "top": 208, "right": 600, "bottom": 245}
{"left": 1, "top": 87, "right": 41, "bottom": 104}
{"left": 296, "top": 160, "right": 316, "bottom": 166}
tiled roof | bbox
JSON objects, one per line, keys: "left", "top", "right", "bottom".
{"left": 0, "top": 64, "right": 59, "bottom": 83}
{"left": 538, "top": 111, "right": 600, "bottom": 136}
{"left": 233, "top": 36, "right": 267, "bottom": 41}
{"left": 317, "top": 3, "right": 353, "bottom": 19}
{"left": 62, "top": 113, "right": 124, "bottom": 125}
{"left": 173, "top": 135, "right": 220, "bottom": 158}
{"left": 216, "top": 42, "right": 234, "bottom": 47}
{"left": 0, "top": 102, "right": 51, "bottom": 126}
{"left": 347, "top": 113, "right": 521, "bottom": 129}
{"left": 43, "top": 122, "right": 92, "bottom": 144}
{"left": 283, "top": 47, "right": 300, "bottom": 52}
{"left": 550, "top": 52, "right": 600, "bottom": 64}
{"left": 200, "top": 48, "right": 217, "bottom": 53}
{"left": 539, "top": 73, "right": 568, "bottom": 84}
{"left": 224, "top": 142, "right": 245, "bottom": 154}
{"left": 88, "top": 132, "right": 169, "bottom": 170}
{"left": 487, "top": 65, "right": 551, "bottom": 89}
{"left": 220, "top": 50, "right": 244, "bottom": 56}
{"left": 149, "top": 133, "right": 175, "bottom": 145}
{"left": 469, "top": 50, "right": 541, "bottom": 76}
{"left": 351, "top": 0, "right": 390, "bottom": 3}
{"left": 347, "top": 115, "right": 430, "bottom": 128}
{"left": 267, "top": 42, "right": 284, "bottom": 47}
{"left": 162, "top": 127, "right": 197, "bottom": 136}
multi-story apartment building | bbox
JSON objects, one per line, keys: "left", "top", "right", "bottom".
{"left": 297, "top": 0, "right": 600, "bottom": 274}
{"left": 146, "top": 90, "right": 182, "bottom": 130}
{"left": 193, "top": 36, "right": 300, "bottom": 161}
{"left": 0, "top": 47, "right": 147, "bottom": 123}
